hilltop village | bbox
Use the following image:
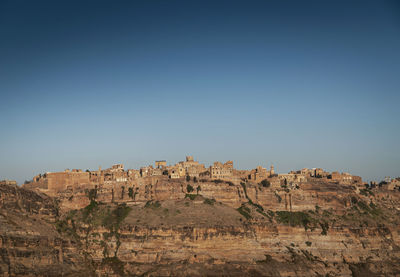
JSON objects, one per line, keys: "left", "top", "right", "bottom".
{"left": 23, "top": 156, "right": 368, "bottom": 195}
{"left": 3, "top": 156, "right": 400, "bottom": 276}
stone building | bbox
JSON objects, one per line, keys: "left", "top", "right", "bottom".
{"left": 168, "top": 166, "right": 186, "bottom": 179}
{"left": 388, "top": 178, "right": 400, "bottom": 190}
{"left": 89, "top": 167, "right": 104, "bottom": 184}
{"left": 155, "top": 160, "right": 167, "bottom": 169}
{"left": 248, "top": 165, "right": 275, "bottom": 182}
{"left": 140, "top": 166, "right": 153, "bottom": 178}
{"left": 24, "top": 169, "right": 90, "bottom": 192}
{"left": 210, "top": 161, "right": 233, "bottom": 179}
{"left": 0, "top": 180, "right": 17, "bottom": 185}
{"left": 151, "top": 168, "right": 163, "bottom": 176}
{"left": 248, "top": 166, "right": 268, "bottom": 182}
{"left": 103, "top": 164, "right": 127, "bottom": 183}
{"left": 127, "top": 169, "right": 140, "bottom": 180}
{"left": 329, "top": 171, "right": 362, "bottom": 184}
{"left": 278, "top": 173, "right": 305, "bottom": 183}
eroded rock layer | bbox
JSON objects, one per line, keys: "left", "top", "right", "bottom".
{"left": 1, "top": 180, "right": 400, "bottom": 276}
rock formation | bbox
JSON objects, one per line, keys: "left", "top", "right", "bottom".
{"left": 1, "top": 175, "right": 400, "bottom": 276}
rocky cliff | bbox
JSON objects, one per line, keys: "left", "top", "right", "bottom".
{"left": 1, "top": 179, "right": 400, "bottom": 276}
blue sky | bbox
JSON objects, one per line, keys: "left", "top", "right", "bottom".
{"left": 1, "top": 0, "right": 399, "bottom": 184}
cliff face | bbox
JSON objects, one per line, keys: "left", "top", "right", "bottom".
{"left": 0, "top": 184, "right": 88, "bottom": 276}
{"left": 56, "top": 178, "right": 355, "bottom": 214}
{"left": 2, "top": 180, "right": 400, "bottom": 276}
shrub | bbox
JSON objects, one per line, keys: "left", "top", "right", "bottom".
{"left": 128, "top": 187, "right": 134, "bottom": 199}
{"left": 274, "top": 191, "right": 282, "bottom": 203}
{"left": 186, "top": 175, "right": 190, "bottom": 182}
{"left": 305, "top": 241, "right": 312, "bottom": 246}
{"left": 185, "top": 194, "right": 197, "bottom": 200}
{"left": 87, "top": 188, "right": 97, "bottom": 201}
{"left": 267, "top": 210, "right": 275, "bottom": 217}
{"left": 187, "top": 184, "right": 194, "bottom": 193}
{"left": 102, "top": 203, "right": 131, "bottom": 231}
{"left": 121, "top": 186, "right": 125, "bottom": 199}
{"left": 357, "top": 200, "right": 371, "bottom": 212}
{"left": 237, "top": 204, "right": 252, "bottom": 220}
{"left": 360, "top": 188, "right": 374, "bottom": 196}
{"left": 319, "top": 221, "right": 329, "bottom": 235}
{"left": 144, "top": 201, "right": 161, "bottom": 209}
{"left": 275, "top": 211, "right": 312, "bottom": 230}
{"left": 203, "top": 198, "right": 216, "bottom": 205}
{"left": 260, "top": 179, "right": 271, "bottom": 188}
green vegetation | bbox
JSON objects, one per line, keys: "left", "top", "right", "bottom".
{"left": 187, "top": 184, "right": 194, "bottom": 193}
{"left": 185, "top": 194, "right": 198, "bottom": 200}
{"left": 305, "top": 241, "right": 312, "bottom": 246}
{"left": 186, "top": 175, "right": 190, "bottom": 182}
{"left": 86, "top": 187, "right": 98, "bottom": 201}
{"left": 121, "top": 186, "right": 125, "bottom": 199}
{"left": 128, "top": 187, "right": 134, "bottom": 199}
{"left": 55, "top": 200, "right": 132, "bottom": 275}
{"left": 55, "top": 210, "right": 79, "bottom": 241}
{"left": 260, "top": 179, "right": 271, "bottom": 188}
{"left": 102, "top": 203, "right": 131, "bottom": 232}
{"left": 360, "top": 188, "right": 374, "bottom": 196}
{"left": 319, "top": 221, "right": 329, "bottom": 235}
{"left": 355, "top": 200, "right": 383, "bottom": 218}
{"left": 203, "top": 198, "right": 216, "bottom": 205}
{"left": 274, "top": 191, "right": 282, "bottom": 203}
{"left": 240, "top": 182, "right": 268, "bottom": 217}
{"left": 256, "top": 254, "right": 273, "bottom": 264}
{"left": 101, "top": 257, "right": 125, "bottom": 276}
{"left": 226, "top": 181, "right": 235, "bottom": 186}
{"left": 144, "top": 201, "right": 161, "bottom": 209}
{"left": 275, "top": 211, "right": 313, "bottom": 230}
{"left": 237, "top": 204, "right": 252, "bottom": 220}
{"left": 196, "top": 185, "right": 201, "bottom": 194}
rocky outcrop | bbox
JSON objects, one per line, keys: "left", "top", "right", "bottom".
{"left": 2, "top": 179, "right": 400, "bottom": 276}
{"left": 0, "top": 184, "right": 88, "bottom": 276}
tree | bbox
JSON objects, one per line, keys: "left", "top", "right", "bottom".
{"left": 187, "top": 184, "right": 194, "bottom": 193}
{"left": 186, "top": 175, "right": 190, "bottom": 182}
{"left": 121, "top": 186, "right": 125, "bottom": 199}
{"left": 260, "top": 179, "right": 271, "bottom": 188}
{"left": 128, "top": 187, "right": 134, "bottom": 199}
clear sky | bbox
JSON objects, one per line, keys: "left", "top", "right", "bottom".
{"left": 1, "top": 0, "right": 399, "bottom": 184}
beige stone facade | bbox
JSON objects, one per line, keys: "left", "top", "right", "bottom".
{"left": 155, "top": 160, "right": 167, "bottom": 168}
{"left": 210, "top": 161, "right": 233, "bottom": 179}
{"left": 0, "top": 180, "right": 17, "bottom": 186}
{"left": 21, "top": 157, "right": 368, "bottom": 195}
